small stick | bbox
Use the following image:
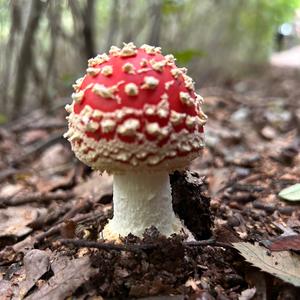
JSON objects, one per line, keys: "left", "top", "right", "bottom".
{"left": 12, "top": 122, "right": 66, "bottom": 132}
{"left": 0, "top": 168, "right": 19, "bottom": 183}
{"left": 60, "top": 239, "right": 156, "bottom": 253}
{"left": 0, "top": 190, "right": 74, "bottom": 206}
{"left": 56, "top": 198, "right": 92, "bottom": 222}
{"left": 185, "top": 239, "right": 232, "bottom": 249}
{"left": 35, "top": 211, "right": 106, "bottom": 242}
{"left": 59, "top": 237, "right": 231, "bottom": 253}
{"left": 8, "top": 132, "right": 65, "bottom": 166}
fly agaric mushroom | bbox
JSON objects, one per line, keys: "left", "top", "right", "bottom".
{"left": 64, "top": 42, "right": 207, "bottom": 240}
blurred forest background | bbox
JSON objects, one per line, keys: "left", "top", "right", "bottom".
{"left": 0, "top": 0, "right": 299, "bottom": 120}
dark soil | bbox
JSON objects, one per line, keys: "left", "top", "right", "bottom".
{"left": 171, "top": 171, "right": 213, "bottom": 240}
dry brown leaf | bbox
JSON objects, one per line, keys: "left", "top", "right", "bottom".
{"left": 37, "top": 144, "right": 70, "bottom": 170}
{"left": 35, "top": 169, "right": 75, "bottom": 193}
{"left": 0, "top": 184, "right": 24, "bottom": 198}
{"left": 0, "top": 280, "right": 14, "bottom": 300}
{"left": 74, "top": 171, "right": 112, "bottom": 201}
{"left": 19, "top": 250, "right": 50, "bottom": 298}
{"left": 267, "top": 234, "right": 300, "bottom": 251}
{"left": 0, "top": 206, "right": 47, "bottom": 237}
{"left": 26, "top": 256, "right": 97, "bottom": 300}
{"left": 208, "top": 168, "right": 231, "bottom": 196}
{"left": 233, "top": 242, "right": 300, "bottom": 287}
{"left": 20, "top": 130, "right": 48, "bottom": 146}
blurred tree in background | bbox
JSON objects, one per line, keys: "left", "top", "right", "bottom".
{"left": 0, "top": 0, "right": 299, "bottom": 120}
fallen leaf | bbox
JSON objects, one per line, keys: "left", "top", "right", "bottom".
{"left": 0, "top": 206, "right": 47, "bottom": 238}
{"left": 74, "top": 171, "right": 112, "bottom": 201}
{"left": 0, "top": 280, "right": 15, "bottom": 300}
{"left": 233, "top": 242, "right": 300, "bottom": 287}
{"left": 278, "top": 183, "right": 300, "bottom": 201}
{"left": 19, "top": 249, "right": 50, "bottom": 298}
{"left": 12, "top": 236, "right": 36, "bottom": 254}
{"left": 208, "top": 168, "right": 231, "bottom": 196}
{"left": 0, "top": 184, "right": 24, "bottom": 198}
{"left": 37, "top": 144, "right": 71, "bottom": 170}
{"left": 35, "top": 169, "right": 75, "bottom": 193}
{"left": 26, "top": 256, "right": 97, "bottom": 300}
{"left": 238, "top": 287, "right": 256, "bottom": 300}
{"left": 266, "top": 234, "right": 300, "bottom": 251}
{"left": 20, "top": 130, "right": 48, "bottom": 145}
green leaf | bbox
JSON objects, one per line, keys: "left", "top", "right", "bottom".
{"left": 278, "top": 184, "right": 300, "bottom": 201}
{"left": 172, "top": 49, "right": 206, "bottom": 65}
{"left": 0, "top": 113, "right": 7, "bottom": 125}
{"left": 233, "top": 242, "right": 300, "bottom": 287}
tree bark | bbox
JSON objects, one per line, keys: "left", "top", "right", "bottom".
{"left": 106, "top": 0, "right": 119, "bottom": 50}
{"left": 82, "top": 0, "right": 96, "bottom": 59}
{"left": 40, "top": 1, "right": 62, "bottom": 111}
{"left": 2, "top": 0, "right": 22, "bottom": 114}
{"left": 148, "top": 0, "right": 163, "bottom": 46}
{"left": 12, "top": 0, "right": 46, "bottom": 119}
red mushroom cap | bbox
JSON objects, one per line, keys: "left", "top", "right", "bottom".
{"left": 65, "top": 43, "right": 207, "bottom": 172}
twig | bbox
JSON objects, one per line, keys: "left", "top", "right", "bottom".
{"left": 56, "top": 197, "right": 93, "bottom": 223}
{"left": 59, "top": 237, "right": 232, "bottom": 253}
{"left": 60, "top": 239, "right": 156, "bottom": 253}
{"left": 8, "top": 132, "right": 65, "bottom": 166}
{"left": 35, "top": 211, "right": 106, "bottom": 242}
{"left": 0, "top": 168, "right": 19, "bottom": 183}
{"left": 0, "top": 190, "right": 74, "bottom": 206}
{"left": 30, "top": 202, "right": 73, "bottom": 229}
{"left": 185, "top": 239, "right": 232, "bottom": 249}
{"left": 12, "top": 121, "right": 66, "bottom": 133}
{"left": 230, "top": 183, "right": 264, "bottom": 193}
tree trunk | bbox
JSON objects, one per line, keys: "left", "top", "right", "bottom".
{"left": 2, "top": 0, "right": 22, "bottom": 114}
{"left": 106, "top": 0, "right": 119, "bottom": 50}
{"left": 148, "top": 0, "right": 163, "bottom": 46}
{"left": 82, "top": 0, "right": 96, "bottom": 59}
{"left": 12, "top": 0, "right": 46, "bottom": 119}
{"left": 40, "top": 1, "right": 62, "bottom": 111}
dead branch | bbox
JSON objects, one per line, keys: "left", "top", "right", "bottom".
{"left": 185, "top": 239, "right": 232, "bottom": 249}
{"left": 35, "top": 211, "right": 107, "bottom": 242}
{"left": 8, "top": 131, "right": 65, "bottom": 166}
{"left": 30, "top": 202, "right": 73, "bottom": 230}
{"left": 0, "top": 168, "right": 19, "bottom": 183}
{"left": 59, "top": 237, "right": 230, "bottom": 253}
{"left": 0, "top": 190, "right": 74, "bottom": 207}
{"left": 12, "top": 121, "right": 66, "bottom": 133}
{"left": 60, "top": 238, "right": 157, "bottom": 253}
{"left": 57, "top": 198, "right": 93, "bottom": 223}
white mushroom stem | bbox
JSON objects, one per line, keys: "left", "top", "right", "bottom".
{"left": 102, "top": 171, "right": 187, "bottom": 239}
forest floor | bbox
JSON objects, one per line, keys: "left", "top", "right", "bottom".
{"left": 0, "top": 66, "right": 299, "bottom": 300}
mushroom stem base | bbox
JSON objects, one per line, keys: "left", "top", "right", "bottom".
{"left": 102, "top": 171, "right": 191, "bottom": 240}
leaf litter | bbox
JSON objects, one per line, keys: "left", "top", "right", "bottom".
{"left": 0, "top": 67, "right": 299, "bottom": 298}
{"left": 233, "top": 242, "right": 300, "bottom": 287}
